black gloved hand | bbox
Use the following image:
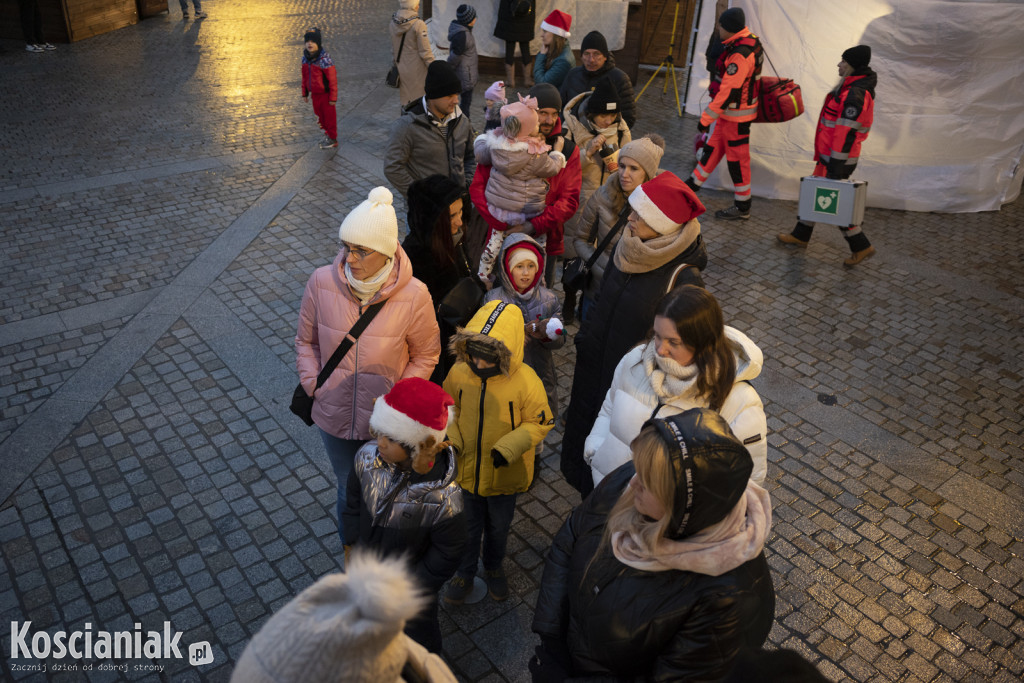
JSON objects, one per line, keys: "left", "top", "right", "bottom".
{"left": 491, "top": 449, "right": 509, "bottom": 468}
{"left": 697, "top": 121, "right": 709, "bottom": 134}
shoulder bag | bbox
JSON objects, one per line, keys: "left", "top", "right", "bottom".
{"left": 755, "top": 46, "right": 803, "bottom": 123}
{"left": 562, "top": 204, "right": 631, "bottom": 292}
{"left": 385, "top": 32, "right": 407, "bottom": 88}
{"left": 289, "top": 301, "right": 386, "bottom": 426}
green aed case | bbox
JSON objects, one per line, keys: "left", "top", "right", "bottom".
{"left": 798, "top": 177, "right": 868, "bottom": 226}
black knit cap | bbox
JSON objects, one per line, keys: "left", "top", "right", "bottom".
{"left": 580, "top": 30, "right": 610, "bottom": 58}
{"left": 841, "top": 45, "right": 872, "bottom": 70}
{"left": 424, "top": 60, "right": 463, "bottom": 99}
{"left": 455, "top": 4, "right": 477, "bottom": 26}
{"left": 586, "top": 77, "right": 620, "bottom": 116}
{"left": 644, "top": 408, "right": 753, "bottom": 541}
{"left": 303, "top": 27, "right": 322, "bottom": 49}
{"left": 719, "top": 8, "right": 745, "bottom": 33}
{"left": 529, "top": 83, "right": 562, "bottom": 112}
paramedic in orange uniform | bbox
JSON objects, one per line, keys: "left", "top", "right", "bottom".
{"left": 777, "top": 45, "right": 877, "bottom": 266}
{"left": 685, "top": 7, "right": 762, "bottom": 221}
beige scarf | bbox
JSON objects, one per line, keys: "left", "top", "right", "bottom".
{"left": 612, "top": 481, "right": 772, "bottom": 575}
{"left": 345, "top": 259, "right": 394, "bottom": 304}
{"left": 613, "top": 219, "right": 701, "bottom": 274}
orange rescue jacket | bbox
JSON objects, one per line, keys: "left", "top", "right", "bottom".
{"left": 700, "top": 29, "right": 763, "bottom": 126}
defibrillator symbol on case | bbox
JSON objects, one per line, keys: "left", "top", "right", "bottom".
{"left": 814, "top": 188, "right": 839, "bottom": 215}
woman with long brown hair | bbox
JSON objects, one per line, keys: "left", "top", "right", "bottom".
{"left": 585, "top": 285, "right": 768, "bottom": 489}
{"left": 533, "top": 10, "right": 575, "bottom": 88}
{"left": 531, "top": 409, "right": 774, "bottom": 681}
{"left": 401, "top": 175, "right": 478, "bottom": 383}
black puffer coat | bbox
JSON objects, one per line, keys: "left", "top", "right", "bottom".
{"left": 532, "top": 462, "right": 775, "bottom": 681}
{"left": 402, "top": 175, "right": 477, "bottom": 384}
{"left": 493, "top": 0, "right": 535, "bottom": 43}
{"left": 560, "top": 57, "right": 637, "bottom": 128}
{"left": 560, "top": 236, "right": 707, "bottom": 495}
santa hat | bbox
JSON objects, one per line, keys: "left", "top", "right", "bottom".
{"left": 628, "top": 171, "right": 706, "bottom": 235}
{"left": 230, "top": 552, "right": 430, "bottom": 683}
{"left": 540, "top": 10, "right": 572, "bottom": 39}
{"left": 370, "top": 378, "right": 454, "bottom": 466}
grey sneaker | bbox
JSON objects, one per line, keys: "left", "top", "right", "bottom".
{"left": 444, "top": 575, "right": 473, "bottom": 605}
{"left": 715, "top": 205, "right": 750, "bottom": 221}
{"left": 483, "top": 568, "right": 509, "bottom": 601}
{"left": 42, "top": 43, "right": 56, "bottom": 51}
{"left": 26, "top": 44, "right": 44, "bottom": 52}
{"left": 194, "top": 11, "right": 207, "bottom": 18}
{"left": 319, "top": 138, "right": 338, "bottom": 149}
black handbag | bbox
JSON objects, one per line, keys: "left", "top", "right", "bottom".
{"left": 562, "top": 206, "right": 631, "bottom": 291}
{"left": 385, "top": 33, "right": 407, "bottom": 88}
{"left": 290, "top": 301, "right": 386, "bottom": 426}
{"left": 511, "top": 0, "right": 532, "bottom": 19}
{"left": 437, "top": 277, "right": 485, "bottom": 329}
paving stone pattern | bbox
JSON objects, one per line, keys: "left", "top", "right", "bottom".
{"left": 2, "top": 2, "right": 1023, "bottom": 682}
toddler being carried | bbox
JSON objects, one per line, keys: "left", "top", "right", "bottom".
{"left": 474, "top": 94, "right": 566, "bottom": 284}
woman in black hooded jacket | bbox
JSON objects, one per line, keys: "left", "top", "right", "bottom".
{"left": 402, "top": 174, "right": 477, "bottom": 384}
{"left": 532, "top": 408, "right": 775, "bottom": 682}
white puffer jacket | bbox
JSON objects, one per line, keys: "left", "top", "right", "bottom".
{"left": 585, "top": 326, "right": 768, "bottom": 487}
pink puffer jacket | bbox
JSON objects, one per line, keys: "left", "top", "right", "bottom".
{"left": 295, "top": 246, "right": 440, "bottom": 440}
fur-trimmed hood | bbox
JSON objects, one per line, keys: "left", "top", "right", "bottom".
{"left": 449, "top": 299, "right": 525, "bottom": 376}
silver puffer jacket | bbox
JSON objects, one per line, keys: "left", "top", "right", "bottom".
{"left": 344, "top": 442, "right": 467, "bottom": 592}
{"left": 358, "top": 448, "right": 462, "bottom": 530}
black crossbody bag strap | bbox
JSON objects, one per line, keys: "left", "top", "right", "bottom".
{"left": 396, "top": 32, "right": 407, "bottom": 64}
{"left": 313, "top": 301, "right": 386, "bottom": 390}
{"left": 585, "top": 204, "right": 632, "bottom": 270}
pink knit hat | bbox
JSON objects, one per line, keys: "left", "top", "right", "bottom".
{"left": 485, "top": 80, "right": 506, "bottom": 103}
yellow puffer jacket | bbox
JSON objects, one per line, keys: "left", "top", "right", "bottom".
{"left": 444, "top": 300, "right": 554, "bottom": 496}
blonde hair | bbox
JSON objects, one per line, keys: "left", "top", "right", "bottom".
{"left": 585, "top": 426, "right": 676, "bottom": 580}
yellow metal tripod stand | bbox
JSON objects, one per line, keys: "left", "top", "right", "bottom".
{"left": 634, "top": 0, "right": 684, "bottom": 117}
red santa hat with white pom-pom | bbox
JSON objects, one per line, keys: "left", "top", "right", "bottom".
{"left": 370, "top": 378, "right": 454, "bottom": 452}
{"left": 540, "top": 10, "right": 572, "bottom": 38}
{"left": 628, "top": 171, "right": 706, "bottom": 235}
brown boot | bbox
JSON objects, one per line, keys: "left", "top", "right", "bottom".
{"left": 504, "top": 63, "right": 515, "bottom": 88}
{"left": 523, "top": 61, "right": 534, "bottom": 87}
{"left": 776, "top": 233, "right": 809, "bottom": 247}
{"left": 843, "top": 245, "right": 876, "bottom": 267}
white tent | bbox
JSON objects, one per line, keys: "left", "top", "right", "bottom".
{"left": 684, "top": 0, "right": 1024, "bottom": 212}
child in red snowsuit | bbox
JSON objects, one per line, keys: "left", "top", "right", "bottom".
{"left": 301, "top": 27, "right": 339, "bottom": 149}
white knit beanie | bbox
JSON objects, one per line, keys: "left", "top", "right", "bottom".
{"left": 339, "top": 187, "right": 399, "bottom": 258}
{"left": 230, "top": 553, "right": 428, "bottom": 683}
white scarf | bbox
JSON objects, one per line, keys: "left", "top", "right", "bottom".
{"left": 641, "top": 340, "right": 698, "bottom": 400}
{"left": 612, "top": 481, "right": 772, "bottom": 575}
{"left": 345, "top": 259, "right": 394, "bottom": 304}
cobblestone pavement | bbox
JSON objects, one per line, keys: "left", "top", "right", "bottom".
{"left": 2, "top": 2, "right": 1022, "bottom": 681}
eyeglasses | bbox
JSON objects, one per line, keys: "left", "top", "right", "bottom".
{"left": 342, "top": 243, "right": 375, "bottom": 260}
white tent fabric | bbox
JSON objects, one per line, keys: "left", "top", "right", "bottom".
{"left": 428, "top": 0, "right": 629, "bottom": 60}
{"left": 684, "top": 0, "right": 1024, "bottom": 212}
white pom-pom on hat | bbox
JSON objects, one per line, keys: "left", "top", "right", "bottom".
{"left": 339, "top": 186, "right": 398, "bottom": 258}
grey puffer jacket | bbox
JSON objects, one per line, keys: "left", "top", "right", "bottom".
{"left": 483, "top": 233, "right": 566, "bottom": 413}
{"left": 343, "top": 444, "right": 466, "bottom": 593}
{"left": 385, "top": 99, "right": 477, "bottom": 198}
{"left": 474, "top": 131, "right": 566, "bottom": 217}
{"left": 567, "top": 170, "right": 660, "bottom": 305}
{"left": 447, "top": 21, "right": 478, "bottom": 91}
{"left": 391, "top": 10, "right": 435, "bottom": 107}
